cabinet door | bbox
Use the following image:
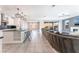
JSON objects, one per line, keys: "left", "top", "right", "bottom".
{"left": 21, "top": 32, "right": 25, "bottom": 41}
{"left": 63, "top": 39, "right": 75, "bottom": 53}
{"left": 14, "top": 31, "right": 21, "bottom": 41}
{"left": 73, "top": 40, "right": 79, "bottom": 53}
{"left": 0, "top": 38, "right": 2, "bottom": 53}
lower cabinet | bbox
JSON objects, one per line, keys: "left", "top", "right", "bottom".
{"left": 0, "top": 38, "right": 2, "bottom": 53}
{"left": 62, "top": 39, "right": 75, "bottom": 53}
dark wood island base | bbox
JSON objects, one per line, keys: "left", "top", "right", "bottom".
{"left": 42, "top": 29, "right": 79, "bottom": 53}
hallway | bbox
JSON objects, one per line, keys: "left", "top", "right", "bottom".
{"left": 2, "top": 30, "right": 57, "bottom": 53}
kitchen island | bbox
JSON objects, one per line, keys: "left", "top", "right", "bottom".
{"left": 3, "top": 29, "right": 30, "bottom": 44}
{"left": 42, "top": 29, "right": 79, "bottom": 53}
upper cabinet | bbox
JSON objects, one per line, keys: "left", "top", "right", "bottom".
{"left": 1, "top": 13, "right": 15, "bottom": 26}
{"left": 7, "top": 17, "right": 15, "bottom": 25}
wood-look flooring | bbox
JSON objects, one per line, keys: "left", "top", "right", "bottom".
{"left": 2, "top": 30, "right": 57, "bottom": 53}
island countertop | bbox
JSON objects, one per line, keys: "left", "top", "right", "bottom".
{"left": 49, "top": 31, "right": 79, "bottom": 40}
{"left": 43, "top": 29, "right": 79, "bottom": 40}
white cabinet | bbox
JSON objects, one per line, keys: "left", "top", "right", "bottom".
{"left": 3, "top": 30, "right": 15, "bottom": 43}
{"left": 3, "top": 30, "right": 26, "bottom": 44}
{"left": 0, "top": 30, "right": 3, "bottom": 53}
{"left": 0, "top": 30, "right": 3, "bottom": 37}
{"left": 21, "top": 31, "right": 26, "bottom": 42}
{"left": 0, "top": 39, "right": 2, "bottom": 53}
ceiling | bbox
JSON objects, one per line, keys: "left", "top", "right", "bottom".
{"left": 0, "top": 5, "right": 79, "bottom": 21}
